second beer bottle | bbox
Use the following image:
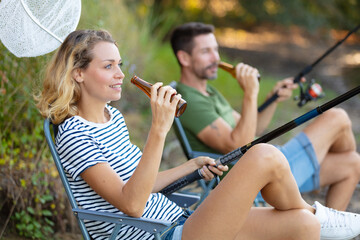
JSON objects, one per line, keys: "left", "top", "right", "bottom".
{"left": 219, "top": 61, "right": 261, "bottom": 81}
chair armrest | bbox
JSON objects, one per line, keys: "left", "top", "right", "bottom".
{"left": 167, "top": 192, "right": 200, "bottom": 207}
{"left": 73, "top": 208, "right": 171, "bottom": 234}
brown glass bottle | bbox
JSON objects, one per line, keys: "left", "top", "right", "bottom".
{"left": 130, "top": 75, "right": 187, "bottom": 118}
{"left": 219, "top": 61, "right": 261, "bottom": 81}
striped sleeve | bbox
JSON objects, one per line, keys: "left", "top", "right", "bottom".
{"left": 56, "top": 127, "right": 107, "bottom": 180}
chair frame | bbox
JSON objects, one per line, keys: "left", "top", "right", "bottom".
{"left": 44, "top": 119, "right": 199, "bottom": 240}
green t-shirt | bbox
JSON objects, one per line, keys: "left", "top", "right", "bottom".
{"left": 176, "top": 82, "right": 235, "bottom": 154}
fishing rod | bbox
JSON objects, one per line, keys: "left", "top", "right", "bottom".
{"left": 160, "top": 85, "right": 360, "bottom": 195}
{"left": 257, "top": 24, "right": 360, "bottom": 112}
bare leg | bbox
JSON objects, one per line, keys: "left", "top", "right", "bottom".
{"left": 182, "top": 144, "right": 318, "bottom": 240}
{"left": 235, "top": 208, "right": 320, "bottom": 240}
{"left": 303, "top": 108, "right": 360, "bottom": 210}
{"left": 318, "top": 152, "right": 360, "bottom": 209}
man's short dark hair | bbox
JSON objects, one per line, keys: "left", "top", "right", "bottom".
{"left": 170, "top": 22, "right": 214, "bottom": 57}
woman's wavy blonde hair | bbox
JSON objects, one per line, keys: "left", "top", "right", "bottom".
{"left": 35, "top": 29, "right": 116, "bottom": 124}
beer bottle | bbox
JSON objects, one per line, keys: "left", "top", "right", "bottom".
{"left": 131, "top": 75, "right": 187, "bottom": 118}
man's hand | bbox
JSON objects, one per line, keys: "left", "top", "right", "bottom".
{"left": 269, "top": 77, "right": 305, "bottom": 103}
{"left": 235, "top": 63, "right": 260, "bottom": 98}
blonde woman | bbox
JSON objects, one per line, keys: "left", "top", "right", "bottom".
{"left": 36, "top": 29, "right": 360, "bottom": 240}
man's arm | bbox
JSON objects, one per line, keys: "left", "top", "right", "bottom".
{"left": 256, "top": 101, "right": 277, "bottom": 135}
{"left": 196, "top": 69, "right": 299, "bottom": 154}
{"left": 197, "top": 91, "right": 258, "bottom": 154}
{"left": 197, "top": 63, "right": 260, "bottom": 154}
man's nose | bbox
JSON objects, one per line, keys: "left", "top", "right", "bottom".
{"left": 211, "top": 50, "right": 220, "bottom": 62}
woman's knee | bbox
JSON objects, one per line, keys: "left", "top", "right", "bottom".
{"left": 247, "top": 143, "right": 290, "bottom": 179}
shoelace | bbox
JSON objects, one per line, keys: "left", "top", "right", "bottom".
{"left": 322, "top": 207, "right": 350, "bottom": 229}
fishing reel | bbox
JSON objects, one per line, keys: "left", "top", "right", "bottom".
{"left": 295, "top": 79, "right": 324, "bottom": 107}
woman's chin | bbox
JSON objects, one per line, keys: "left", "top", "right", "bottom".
{"left": 109, "top": 93, "right": 121, "bottom": 102}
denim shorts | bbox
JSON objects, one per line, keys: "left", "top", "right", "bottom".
{"left": 276, "top": 132, "right": 320, "bottom": 193}
{"left": 160, "top": 209, "right": 193, "bottom": 240}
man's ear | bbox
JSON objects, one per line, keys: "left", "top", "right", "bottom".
{"left": 72, "top": 68, "right": 84, "bottom": 83}
{"left": 177, "top": 50, "right": 191, "bottom": 67}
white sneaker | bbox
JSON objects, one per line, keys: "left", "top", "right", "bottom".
{"left": 313, "top": 201, "right": 360, "bottom": 240}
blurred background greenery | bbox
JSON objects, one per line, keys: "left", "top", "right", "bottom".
{"left": 0, "top": 0, "right": 359, "bottom": 238}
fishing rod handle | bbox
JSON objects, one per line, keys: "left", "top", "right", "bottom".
{"left": 258, "top": 92, "right": 279, "bottom": 112}
{"left": 160, "top": 169, "right": 203, "bottom": 195}
{"left": 216, "top": 147, "right": 245, "bottom": 166}
{"left": 160, "top": 147, "right": 246, "bottom": 195}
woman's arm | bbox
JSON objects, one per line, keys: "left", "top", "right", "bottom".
{"left": 81, "top": 83, "right": 181, "bottom": 217}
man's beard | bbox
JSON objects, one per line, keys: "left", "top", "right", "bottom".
{"left": 194, "top": 62, "right": 218, "bottom": 80}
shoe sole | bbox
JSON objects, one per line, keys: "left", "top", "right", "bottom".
{"left": 321, "top": 233, "right": 360, "bottom": 240}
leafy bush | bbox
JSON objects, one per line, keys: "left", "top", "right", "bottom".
{"left": 0, "top": 46, "right": 62, "bottom": 239}
{"left": 0, "top": 0, "right": 168, "bottom": 237}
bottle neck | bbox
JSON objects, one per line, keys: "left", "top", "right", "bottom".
{"left": 131, "top": 76, "right": 152, "bottom": 98}
{"left": 219, "top": 61, "right": 236, "bottom": 78}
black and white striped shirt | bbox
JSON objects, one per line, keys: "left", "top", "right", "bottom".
{"left": 56, "top": 105, "right": 183, "bottom": 239}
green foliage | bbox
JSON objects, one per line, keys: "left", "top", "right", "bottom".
{"left": 14, "top": 205, "right": 54, "bottom": 239}
{"left": 125, "top": 0, "right": 360, "bottom": 33}
{"left": 0, "top": 43, "right": 64, "bottom": 238}
{"left": 0, "top": 0, "right": 165, "bottom": 237}
{"left": 1, "top": 0, "right": 186, "bottom": 236}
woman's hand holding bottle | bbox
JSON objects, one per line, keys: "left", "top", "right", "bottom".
{"left": 150, "top": 82, "right": 181, "bottom": 134}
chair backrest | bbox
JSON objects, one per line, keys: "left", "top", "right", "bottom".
{"left": 43, "top": 118, "right": 92, "bottom": 239}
